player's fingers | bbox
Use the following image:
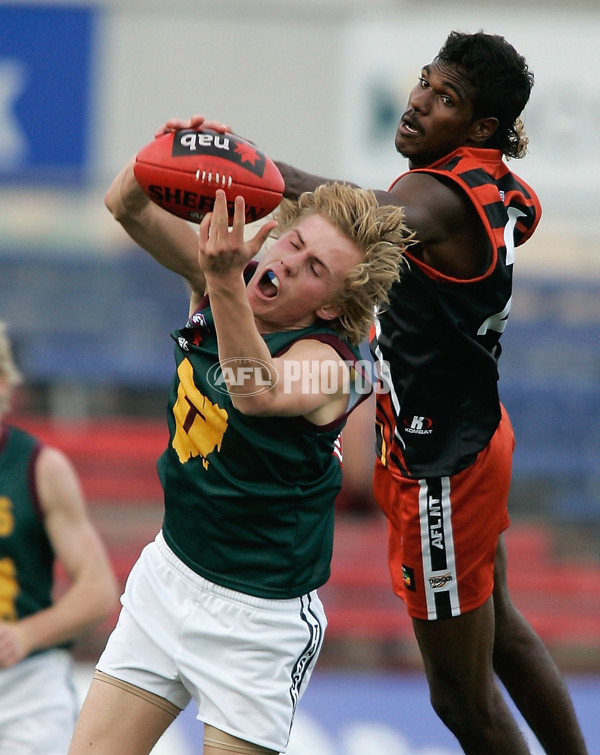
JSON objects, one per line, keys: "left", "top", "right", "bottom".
{"left": 201, "top": 120, "right": 231, "bottom": 134}
{"left": 188, "top": 114, "right": 207, "bottom": 127}
{"left": 154, "top": 116, "right": 200, "bottom": 138}
{"left": 154, "top": 119, "right": 182, "bottom": 138}
{"left": 198, "top": 212, "right": 212, "bottom": 246}
{"left": 155, "top": 116, "right": 230, "bottom": 138}
{"left": 213, "top": 189, "right": 228, "bottom": 218}
{"left": 232, "top": 196, "right": 245, "bottom": 237}
{"left": 186, "top": 114, "right": 229, "bottom": 133}
{"left": 210, "top": 191, "right": 230, "bottom": 233}
{"left": 248, "top": 220, "right": 278, "bottom": 255}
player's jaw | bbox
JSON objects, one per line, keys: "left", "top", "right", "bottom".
{"left": 395, "top": 112, "right": 424, "bottom": 154}
{"left": 395, "top": 110, "right": 474, "bottom": 168}
{"left": 395, "top": 63, "right": 477, "bottom": 167}
{"left": 248, "top": 258, "right": 345, "bottom": 334}
{"left": 248, "top": 262, "right": 325, "bottom": 333}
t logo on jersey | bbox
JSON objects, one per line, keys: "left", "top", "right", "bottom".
{"left": 171, "top": 358, "right": 228, "bottom": 469}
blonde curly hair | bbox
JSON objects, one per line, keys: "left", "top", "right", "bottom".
{"left": 272, "top": 183, "right": 413, "bottom": 345}
{"left": 0, "top": 322, "right": 23, "bottom": 416}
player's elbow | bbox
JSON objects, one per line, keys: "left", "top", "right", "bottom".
{"left": 104, "top": 187, "right": 118, "bottom": 217}
{"left": 104, "top": 191, "right": 133, "bottom": 228}
{"left": 104, "top": 189, "right": 139, "bottom": 226}
{"left": 104, "top": 178, "right": 148, "bottom": 226}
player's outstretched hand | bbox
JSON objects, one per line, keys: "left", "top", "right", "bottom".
{"left": 155, "top": 115, "right": 231, "bottom": 138}
{"left": 198, "top": 190, "right": 277, "bottom": 281}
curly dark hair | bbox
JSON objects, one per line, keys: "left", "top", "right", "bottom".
{"left": 436, "top": 30, "right": 534, "bottom": 158}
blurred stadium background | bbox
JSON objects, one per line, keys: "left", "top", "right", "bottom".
{"left": 1, "top": 1, "right": 599, "bottom": 752}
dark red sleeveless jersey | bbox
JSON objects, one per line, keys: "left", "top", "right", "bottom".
{"left": 369, "top": 146, "right": 541, "bottom": 478}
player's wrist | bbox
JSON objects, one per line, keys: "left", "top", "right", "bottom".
{"left": 13, "top": 621, "right": 33, "bottom": 659}
{"left": 204, "top": 270, "right": 246, "bottom": 297}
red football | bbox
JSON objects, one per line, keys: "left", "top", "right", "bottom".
{"left": 133, "top": 129, "right": 284, "bottom": 224}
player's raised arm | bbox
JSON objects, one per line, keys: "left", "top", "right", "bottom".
{"left": 105, "top": 155, "right": 204, "bottom": 294}
{"left": 106, "top": 124, "right": 285, "bottom": 300}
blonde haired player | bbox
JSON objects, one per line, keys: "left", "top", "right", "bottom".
{"left": 68, "top": 139, "right": 412, "bottom": 755}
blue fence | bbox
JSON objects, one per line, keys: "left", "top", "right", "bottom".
{"left": 0, "top": 249, "right": 185, "bottom": 386}
{"left": 496, "top": 279, "right": 600, "bottom": 522}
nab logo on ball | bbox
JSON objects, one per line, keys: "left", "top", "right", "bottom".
{"left": 133, "top": 128, "right": 284, "bottom": 225}
{"left": 172, "top": 130, "right": 268, "bottom": 179}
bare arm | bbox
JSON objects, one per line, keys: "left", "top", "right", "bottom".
{"left": 104, "top": 115, "right": 265, "bottom": 298}
{"left": 388, "top": 171, "right": 492, "bottom": 278}
{"left": 104, "top": 156, "right": 205, "bottom": 295}
{"left": 137, "top": 116, "right": 486, "bottom": 279}
{"left": 0, "top": 447, "right": 118, "bottom": 667}
{"left": 274, "top": 159, "right": 489, "bottom": 279}
{"left": 273, "top": 161, "right": 354, "bottom": 200}
{"left": 200, "top": 191, "right": 352, "bottom": 424}
{"left": 154, "top": 115, "right": 344, "bottom": 205}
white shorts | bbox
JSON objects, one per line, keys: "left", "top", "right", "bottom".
{"left": 0, "top": 648, "right": 77, "bottom": 755}
{"left": 97, "top": 531, "right": 327, "bottom": 753}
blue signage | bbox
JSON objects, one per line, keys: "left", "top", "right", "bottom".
{"left": 0, "top": 4, "right": 96, "bottom": 184}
